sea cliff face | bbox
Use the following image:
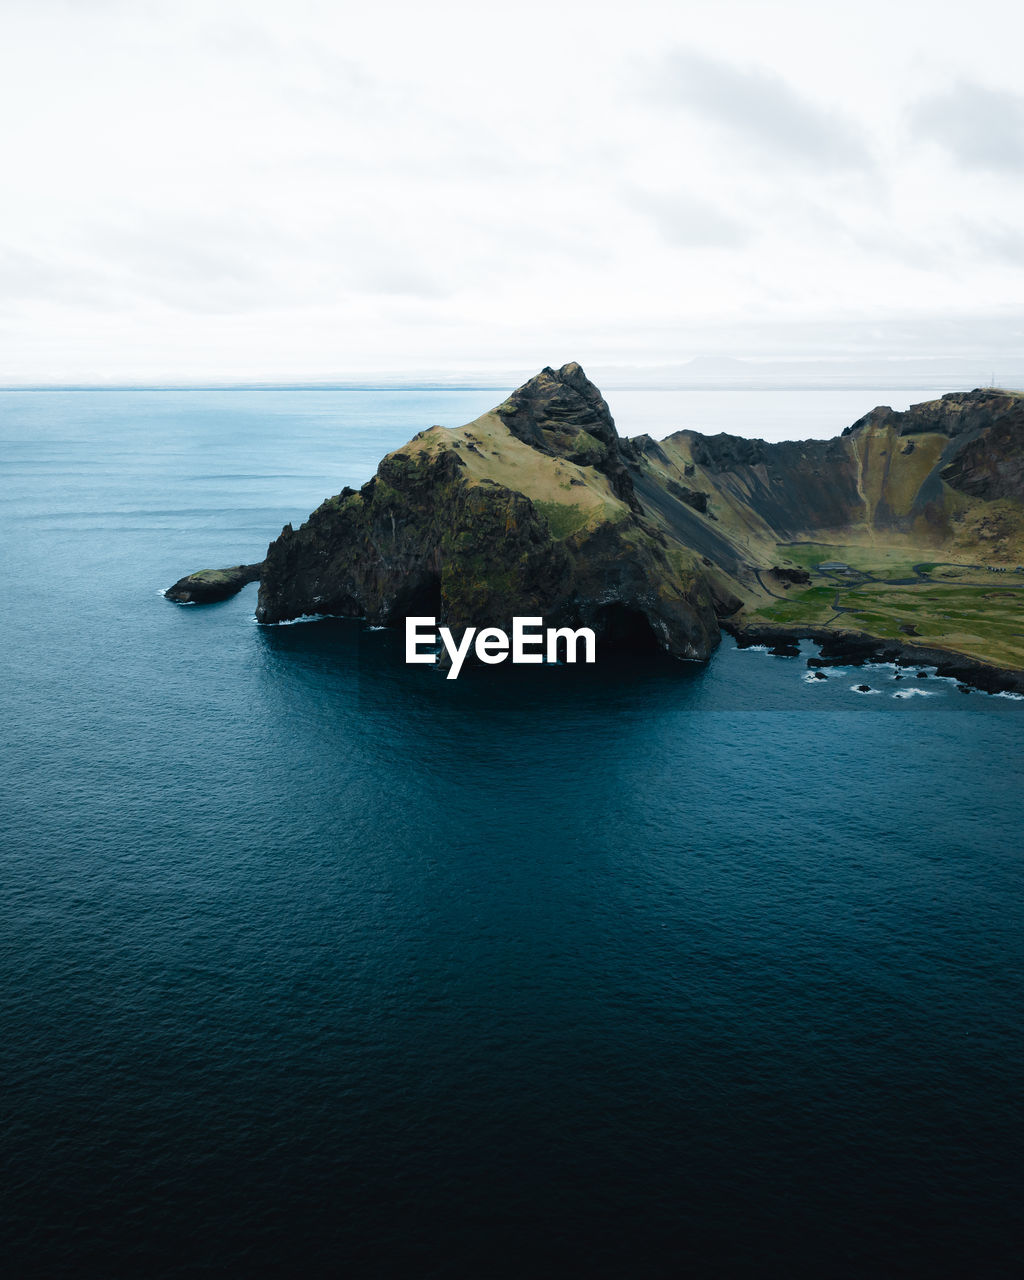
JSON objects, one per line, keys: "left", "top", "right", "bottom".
{"left": 168, "top": 369, "right": 1024, "bottom": 680}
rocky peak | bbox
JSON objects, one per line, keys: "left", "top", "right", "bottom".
{"left": 685, "top": 431, "right": 770, "bottom": 471}
{"left": 496, "top": 361, "right": 640, "bottom": 509}
{"left": 498, "top": 361, "right": 617, "bottom": 445}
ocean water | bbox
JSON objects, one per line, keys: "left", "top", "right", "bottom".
{"left": 2, "top": 387, "right": 1023, "bottom": 1279}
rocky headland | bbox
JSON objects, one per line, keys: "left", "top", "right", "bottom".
{"left": 167, "top": 364, "right": 1024, "bottom": 689}
{"left": 254, "top": 363, "right": 735, "bottom": 661}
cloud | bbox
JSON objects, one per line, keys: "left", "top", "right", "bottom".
{"left": 628, "top": 188, "right": 749, "bottom": 248}
{"left": 3, "top": 3, "right": 1024, "bottom": 380}
{"left": 76, "top": 211, "right": 455, "bottom": 311}
{"left": 963, "top": 222, "right": 1024, "bottom": 268}
{"left": 910, "top": 81, "right": 1024, "bottom": 172}
{"left": 648, "top": 49, "right": 872, "bottom": 170}
{"left": 0, "top": 245, "right": 116, "bottom": 308}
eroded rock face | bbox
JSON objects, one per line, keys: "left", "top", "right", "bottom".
{"left": 941, "top": 403, "right": 1024, "bottom": 503}
{"left": 662, "top": 388, "right": 1024, "bottom": 544}
{"left": 256, "top": 448, "right": 575, "bottom": 631}
{"left": 843, "top": 389, "right": 1022, "bottom": 440}
{"left": 675, "top": 430, "right": 864, "bottom": 538}
{"left": 496, "top": 362, "right": 641, "bottom": 510}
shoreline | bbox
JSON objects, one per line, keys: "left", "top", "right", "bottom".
{"left": 721, "top": 618, "right": 1024, "bottom": 695}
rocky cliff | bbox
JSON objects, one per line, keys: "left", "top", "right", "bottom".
{"left": 256, "top": 363, "right": 728, "bottom": 660}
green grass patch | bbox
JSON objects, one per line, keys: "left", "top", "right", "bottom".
{"left": 837, "top": 583, "right": 1024, "bottom": 664}
{"left": 775, "top": 542, "right": 928, "bottom": 578}
{"left": 534, "top": 501, "right": 590, "bottom": 540}
{"left": 753, "top": 585, "right": 837, "bottom": 625}
{"left": 749, "top": 574, "right": 1024, "bottom": 666}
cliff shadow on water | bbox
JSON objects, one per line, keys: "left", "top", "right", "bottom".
{"left": 253, "top": 619, "right": 1008, "bottom": 727}
{"left": 255, "top": 615, "right": 707, "bottom": 718}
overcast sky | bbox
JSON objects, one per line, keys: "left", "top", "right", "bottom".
{"left": 2, "top": 0, "right": 1023, "bottom": 383}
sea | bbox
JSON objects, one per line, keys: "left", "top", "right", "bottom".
{"left": 2, "top": 386, "right": 1022, "bottom": 1278}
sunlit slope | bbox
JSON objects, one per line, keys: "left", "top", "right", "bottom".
{"left": 632, "top": 390, "right": 1024, "bottom": 557}
{"left": 402, "top": 408, "right": 628, "bottom": 543}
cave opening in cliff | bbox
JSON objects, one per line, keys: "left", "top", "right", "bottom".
{"left": 595, "top": 604, "right": 662, "bottom": 654}
{"left": 392, "top": 574, "right": 442, "bottom": 621}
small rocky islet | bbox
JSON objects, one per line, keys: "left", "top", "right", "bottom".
{"left": 168, "top": 362, "right": 1024, "bottom": 691}
{"left": 165, "top": 563, "right": 263, "bottom": 604}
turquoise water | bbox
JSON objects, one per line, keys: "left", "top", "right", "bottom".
{"left": 2, "top": 389, "right": 1023, "bottom": 1278}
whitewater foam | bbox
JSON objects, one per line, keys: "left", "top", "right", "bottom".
{"left": 256, "top": 613, "right": 330, "bottom": 627}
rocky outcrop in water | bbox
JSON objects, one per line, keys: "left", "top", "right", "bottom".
{"left": 165, "top": 563, "right": 263, "bottom": 604}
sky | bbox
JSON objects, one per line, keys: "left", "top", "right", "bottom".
{"left": 2, "top": 0, "right": 1023, "bottom": 384}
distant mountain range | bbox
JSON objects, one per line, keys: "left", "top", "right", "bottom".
{"left": 10, "top": 356, "right": 1024, "bottom": 394}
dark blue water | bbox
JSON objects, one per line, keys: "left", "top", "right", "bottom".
{"left": 3, "top": 390, "right": 1023, "bottom": 1278}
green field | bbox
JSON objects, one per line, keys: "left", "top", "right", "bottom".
{"left": 753, "top": 573, "right": 1024, "bottom": 667}
{"left": 753, "top": 586, "right": 838, "bottom": 625}
{"left": 774, "top": 542, "right": 934, "bottom": 579}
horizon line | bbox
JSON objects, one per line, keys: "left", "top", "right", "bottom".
{"left": 3, "top": 377, "right": 1023, "bottom": 394}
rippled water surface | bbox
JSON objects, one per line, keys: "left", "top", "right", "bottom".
{"left": 2, "top": 389, "right": 1023, "bottom": 1278}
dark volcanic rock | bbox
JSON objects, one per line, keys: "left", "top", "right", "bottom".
{"left": 165, "top": 563, "right": 262, "bottom": 604}
{"left": 769, "top": 566, "right": 811, "bottom": 586}
{"left": 941, "top": 402, "right": 1024, "bottom": 503}
{"left": 496, "top": 362, "right": 641, "bottom": 510}
{"left": 675, "top": 429, "right": 864, "bottom": 538}
{"left": 688, "top": 433, "right": 769, "bottom": 470}
{"left": 726, "top": 618, "right": 1024, "bottom": 694}
{"left": 843, "top": 389, "right": 1022, "bottom": 440}
{"left": 665, "top": 479, "right": 710, "bottom": 513}
{"left": 257, "top": 448, "right": 573, "bottom": 630}
{"left": 623, "top": 434, "right": 670, "bottom": 466}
